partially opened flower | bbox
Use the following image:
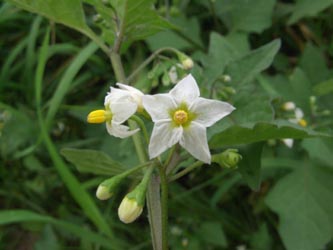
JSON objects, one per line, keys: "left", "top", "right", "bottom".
{"left": 142, "top": 74, "right": 235, "bottom": 163}
{"left": 87, "top": 84, "right": 143, "bottom": 138}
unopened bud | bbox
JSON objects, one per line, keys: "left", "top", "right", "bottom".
{"left": 298, "top": 118, "right": 307, "bottom": 127}
{"left": 118, "top": 197, "right": 143, "bottom": 224}
{"left": 176, "top": 52, "right": 194, "bottom": 70}
{"left": 221, "top": 74, "right": 231, "bottom": 83}
{"left": 96, "top": 185, "right": 112, "bottom": 200}
{"left": 282, "top": 102, "right": 296, "bottom": 111}
{"left": 96, "top": 175, "right": 123, "bottom": 200}
{"left": 212, "top": 149, "right": 242, "bottom": 169}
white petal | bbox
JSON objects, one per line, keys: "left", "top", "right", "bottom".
{"left": 282, "top": 138, "right": 293, "bottom": 148}
{"left": 116, "top": 83, "right": 144, "bottom": 97}
{"left": 142, "top": 94, "right": 176, "bottom": 122}
{"left": 106, "top": 121, "right": 139, "bottom": 138}
{"left": 180, "top": 122, "right": 211, "bottom": 164}
{"left": 190, "top": 97, "right": 235, "bottom": 127}
{"left": 169, "top": 74, "right": 200, "bottom": 105}
{"left": 110, "top": 98, "right": 137, "bottom": 123}
{"left": 295, "top": 108, "right": 304, "bottom": 119}
{"left": 148, "top": 121, "right": 182, "bottom": 159}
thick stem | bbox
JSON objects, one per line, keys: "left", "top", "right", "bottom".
{"left": 159, "top": 166, "right": 169, "bottom": 249}
{"left": 109, "top": 38, "right": 165, "bottom": 250}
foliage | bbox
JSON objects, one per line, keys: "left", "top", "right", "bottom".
{"left": 1, "top": 0, "right": 333, "bottom": 249}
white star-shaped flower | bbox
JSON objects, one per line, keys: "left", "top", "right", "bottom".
{"left": 87, "top": 83, "right": 144, "bottom": 138}
{"left": 142, "top": 74, "right": 235, "bottom": 163}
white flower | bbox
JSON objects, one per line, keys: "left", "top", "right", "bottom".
{"left": 142, "top": 74, "right": 235, "bottom": 163}
{"left": 87, "top": 83, "right": 143, "bottom": 138}
{"left": 116, "top": 83, "right": 144, "bottom": 112}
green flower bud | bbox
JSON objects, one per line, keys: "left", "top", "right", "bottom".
{"left": 176, "top": 52, "right": 194, "bottom": 70}
{"left": 96, "top": 176, "right": 123, "bottom": 200}
{"left": 212, "top": 149, "right": 242, "bottom": 169}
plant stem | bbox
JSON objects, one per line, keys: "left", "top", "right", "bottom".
{"left": 159, "top": 165, "right": 169, "bottom": 249}
{"left": 168, "top": 161, "right": 203, "bottom": 182}
{"left": 109, "top": 32, "right": 166, "bottom": 250}
{"left": 127, "top": 47, "right": 181, "bottom": 83}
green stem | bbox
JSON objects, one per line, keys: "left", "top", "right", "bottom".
{"left": 130, "top": 115, "right": 150, "bottom": 145}
{"left": 127, "top": 47, "right": 182, "bottom": 83}
{"left": 109, "top": 31, "right": 165, "bottom": 250}
{"left": 168, "top": 161, "right": 203, "bottom": 182}
{"left": 159, "top": 166, "right": 169, "bottom": 250}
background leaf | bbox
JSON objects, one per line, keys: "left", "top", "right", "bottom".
{"left": 209, "top": 120, "right": 329, "bottom": 148}
{"left": 266, "top": 163, "right": 333, "bottom": 250}
{"left": 61, "top": 148, "right": 127, "bottom": 176}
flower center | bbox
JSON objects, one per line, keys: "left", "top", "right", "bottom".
{"left": 173, "top": 110, "right": 188, "bottom": 125}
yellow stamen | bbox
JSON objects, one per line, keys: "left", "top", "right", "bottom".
{"left": 173, "top": 110, "right": 188, "bottom": 125}
{"left": 298, "top": 119, "right": 307, "bottom": 127}
{"left": 87, "top": 109, "right": 107, "bottom": 123}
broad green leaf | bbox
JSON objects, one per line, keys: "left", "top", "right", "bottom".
{"left": 302, "top": 138, "right": 333, "bottom": 168}
{"left": 225, "top": 39, "right": 281, "bottom": 85}
{"left": 213, "top": 0, "right": 276, "bottom": 33}
{"left": 238, "top": 142, "right": 264, "bottom": 191}
{"left": 100, "top": 0, "right": 172, "bottom": 47}
{"left": 0, "top": 210, "right": 125, "bottom": 249}
{"left": 299, "top": 43, "right": 330, "bottom": 84}
{"left": 146, "top": 16, "right": 203, "bottom": 51}
{"left": 313, "top": 78, "right": 333, "bottom": 96}
{"left": 198, "top": 221, "right": 228, "bottom": 247}
{"left": 288, "top": 0, "right": 333, "bottom": 24}
{"left": 250, "top": 223, "right": 273, "bottom": 250}
{"left": 266, "top": 164, "right": 333, "bottom": 250}
{"left": 209, "top": 120, "right": 329, "bottom": 148}
{"left": 201, "top": 32, "right": 240, "bottom": 86}
{"left": 7, "top": 0, "right": 92, "bottom": 35}
{"left": 61, "top": 148, "right": 127, "bottom": 176}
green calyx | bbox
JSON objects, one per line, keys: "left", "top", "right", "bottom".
{"left": 212, "top": 149, "right": 242, "bottom": 169}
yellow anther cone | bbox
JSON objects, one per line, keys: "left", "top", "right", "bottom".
{"left": 87, "top": 109, "right": 106, "bottom": 123}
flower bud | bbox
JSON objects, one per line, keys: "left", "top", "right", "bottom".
{"left": 96, "top": 176, "right": 123, "bottom": 200}
{"left": 118, "top": 197, "right": 143, "bottom": 224}
{"left": 176, "top": 52, "right": 194, "bottom": 70}
{"left": 96, "top": 185, "right": 112, "bottom": 200}
{"left": 282, "top": 102, "right": 296, "bottom": 111}
{"left": 212, "top": 149, "right": 242, "bottom": 169}
{"left": 221, "top": 74, "right": 231, "bottom": 83}
{"left": 182, "top": 58, "right": 194, "bottom": 70}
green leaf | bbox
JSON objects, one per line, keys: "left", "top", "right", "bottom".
{"left": 266, "top": 164, "right": 333, "bottom": 250}
{"left": 299, "top": 43, "right": 330, "bottom": 84}
{"left": 209, "top": 120, "right": 329, "bottom": 148}
{"left": 198, "top": 221, "right": 228, "bottom": 247}
{"left": 199, "top": 32, "right": 240, "bottom": 87}
{"left": 288, "top": 0, "right": 333, "bottom": 24}
{"left": 238, "top": 142, "right": 264, "bottom": 191}
{"left": 313, "top": 78, "right": 333, "bottom": 96}
{"left": 7, "top": 0, "right": 91, "bottom": 34}
{"left": 102, "top": 0, "right": 172, "bottom": 47}
{"left": 215, "top": 0, "right": 276, "bottom": 33}
{"left": 225, "top": 39, "right": 281, "bottom": 85}
{"left": 0, "top": 210, "right": 125, "bottom": 249}
{"left": 302, "top": 138, "right": 333, "bottom": 168}
{"left": 146, "top": 16, "right": 202, "bottom": 51}
{"left": 61, "top": 148, "right": 127, "bottom": 176}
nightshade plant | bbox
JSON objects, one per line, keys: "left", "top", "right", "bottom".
{"left": 2, "top": 1, "right": 333, "bottom": 250}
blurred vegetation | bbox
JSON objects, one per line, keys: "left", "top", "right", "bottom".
{"left": 1, "top": 0, "right": 333, "bottom": 249}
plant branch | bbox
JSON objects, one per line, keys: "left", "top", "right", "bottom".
{"left": 168, "top": 161, "right": 204, "bottom": 182}
{"left": 127, "top": 47, "right": 181, "bottom": 83}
